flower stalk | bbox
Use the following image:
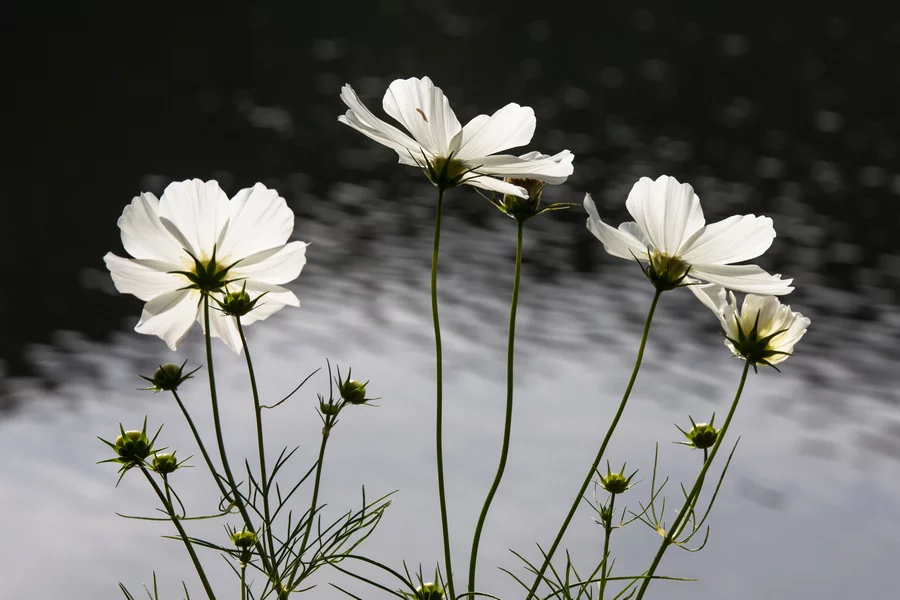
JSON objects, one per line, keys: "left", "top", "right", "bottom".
{"left": 468, "top": 218, "right": 525, "bottom": 595}
{"left": 526, "top": 288, "right": 663, "bottom": 600}
{"left": 633, "top": 360, "right": 752, "bottom": 600}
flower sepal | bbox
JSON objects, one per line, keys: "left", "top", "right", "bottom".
{"left": 725, "top": 310, "right": 792, "bottom": 372}
{"left": 491, "top": 178, "right": 577, "bottom": 223}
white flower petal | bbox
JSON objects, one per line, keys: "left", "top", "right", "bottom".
{"left": 201, "top": 302, "right": 243, "bottom": 353}
{"left": 104, "top": 253, "right": 184, "bottom": 301}
{"left": 690, "top": 264, "right": 794, "bottom": 295}
{"left": 157, "top": 179, "right": 231, "bottom": 260}
{"left": 689, "top": 282, "right": 727, "bottom": 317}
{"left": 338, "top": 103, "right": 423, "bottom": 164}
{"left": 382, "top": 76, "right": 461, "bottom": 156}
{"left": 453, "top": 103, "right": 536, "bottom": 161}
{"left": 460, "top": 174, "right": 528, "bottom": 198}
{"left": 475, "top": 150, "right": 575, "bottom": 184}
{"left": 625, "top": 175, "right": 705, "bottom": 255}
{"left": 118, "top": 193, "right": 184, "bottom": 264}
{"left": 219, "top": 183, "right": 294, "bottom": 260}
{"left": 679, "top": 214, "right": 776, "bottom": 265}
{"left": 584, "top": 194, "right": 650, "bottom": 261}
{"left": 232, "top": 241, "right": 307, "bottom": 285}
{"left": 135, "top": 288, "right": 201, "bottom": 351}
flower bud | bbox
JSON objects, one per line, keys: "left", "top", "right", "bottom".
{"left": 599, "top": 472, "right": 630, "bottom": 495}
{"left": 115, "top": 430, "right": 152, "bottom": 461}
{"left": 319, "top": 398, "right": 341, "bottom": 416}
{"left": 339, "top": 379, "right": 368, "bottom": 405}
{"left": 230, "top": 529, "right": 258, "bottom": 549}
{"left": 217, "top": 282, "right": 266, "bottom": 318}
{"left": 140, "top": 360, "right": 197, "bottom": 392}
{"left": 412, "top": 582, "right": 444, "bottom": 600}
{"left": 152, "top": 452, "right": 179, "bottom": 475}
{"left": 684, "top": 422, "right": 718, "bottom": 450}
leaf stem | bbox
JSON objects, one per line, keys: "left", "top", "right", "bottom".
{"left": 468, "top": 219, "right": 525, "bottom": 595}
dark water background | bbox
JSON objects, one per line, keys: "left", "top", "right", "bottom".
{"left": 3, "top": 2, "right": 900, "bottom": 599}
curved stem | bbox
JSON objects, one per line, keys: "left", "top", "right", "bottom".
{"left": 468, "top": 219, "right": 525, "bottom": 595}
{"left": 431, "top": 187, "right": 456, "bottom": 599}
{"left": 633, "top": 360, "right": 751, "bottom": 600}
{"left": 237, "top": 317, "right": 278, "bottom": 566}
{"left": 202, "top": 297, "right": 275, "bottom": 579}
{"left": 527, "top": 288, "right": 664, "bottom": 599}
{"left": 598, "top": 494, "right": 615, "bottom": 600}
{"left": 170, "top": 389, "right": 231, "bottom": 502}
{"left": 140, "top": 467, "right": 217, "bottom": 600}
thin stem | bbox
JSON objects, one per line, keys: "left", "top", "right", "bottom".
{"left": 202, "top": 297, "right": 275, "bottom": 579}
{"left": 170, "top": 389, "right": 232, "bottom": 502}
{"left": 287, "top": 420, "right": 331, "bottom": 592}
{"left": 526, "top": 288, "right": 664, "bottom": 600}
{"left": 633, "top": 360, "right": 752, "bottom": 600}
{"left": 468, "top": 219, "right": 525, "bottom": 595}
{"left": 241, "top": 565, "right": 247, "bottom": 600}
{"left": 237, "top": 317, "right": 278, "bottom": 566}
{"left": 599, "top": 494, "right": 615, "bottom": 600}
{"left": 140, "top": 466, "right": 217, "bottom": 600}
{"left": 431, "top": 186, "right": 456, "bottom": 600}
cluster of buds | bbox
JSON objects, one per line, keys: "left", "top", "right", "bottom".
{"left": 97, "top": 417, "right": 167, "bottom": 481}
{"left": 318, "top": 365, "right": 380, "bottom": 422}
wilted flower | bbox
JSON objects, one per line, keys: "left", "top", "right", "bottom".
{"left": 104, "top": 179, "right": 307, "bottom": 352}
{"left": 584, "top": 176, "right": 792, "bottom": 295}
{"left": 338, "top": 76, "right": 573, "bottom": 197}
{"left": 695, "top": 285, "right": 810, "bottom": 370}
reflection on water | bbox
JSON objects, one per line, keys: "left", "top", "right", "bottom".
{"left": 4, "top": 1, "right": 900, "bottom": 598}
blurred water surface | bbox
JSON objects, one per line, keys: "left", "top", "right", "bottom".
{"left": 3, "top": 2, "right": 900, "bottom": 599}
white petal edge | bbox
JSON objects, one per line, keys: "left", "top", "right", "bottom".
{"left": 625, "top": 175, "right": 705, "bottom": 255}
{"left": 584, "top": 194, "right": 650, "bottom": 261}
{"left": 218, "top": 183, "right": 295, "bottom": 260}
{"left": 453, "top": 103, "right": 536, "bottom": 161}
{"left": 157, "top": 179, "right": 231, "bottom": 260}
{"left": 338, "top": 84, "right": 424, "bottom": 163}
{"left": 460, "top": 174, "right": 528, "bottom": 198}
{"left": 118, "top": 193, "right": 185, "bottom": 264}
{"left": 680, "top": 214, "right": 776, "bottom": 265}
{"left": 135, "top": 288, "right": 201, "bottom": 351}
{"left": 231, "top": 241, "right": 308, "bottom": 285}
{"left": 382, "top": 76, "right": 461, "bottom": 156}
{"left": 690, "top": 263, "right": 794, "bottom": 295}
{"left": 104, "top": 253, "right": 184, "bottom": 301}
{"left": 476, "top": 150, "right": 575, "bottom": 184}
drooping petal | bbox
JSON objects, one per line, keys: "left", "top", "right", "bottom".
{"left": 104, "top": 253, "right": 184, "bottom": 301}
{"left": 381, "top": 76, "right": 461, "bottom": 156}
{"left": 625, "top": 176, "right": 705, "bottom": 255}
{"left": 135, "top": 288, "right": 202, "bottom": 351}
{"left": 690, "top": 263, "right": 793, "bottom": 295}
{"left": 688, "top": 282, "right": 727, "bottom": 318}
{"left": 231, "top": 241, "right": 307, "bottom": 285}
{"left": 218, "top": 183, "right": 294, "bottom": 260}
{"left": 339, "top": 87, "right": 423, "bottom": 164}
{"left": 453, "top": 103, "right": 536, "bottom": 161}
{"left": 475, "top": 150, "right": 575, "bottom": 185}
{"left": 584, "top": 194, "right": 650, "bottom": 261}
{"left": 157, "top": 179, "right": 231, "bottom": 260}
{"left": 118, "top": 193, "right": 184, "bottom": 264}
{"left": 679, "top": 214, "right": 776, "bottom": 265}
{"left": 460, "top": 173, "right": 528, "bottom": 198}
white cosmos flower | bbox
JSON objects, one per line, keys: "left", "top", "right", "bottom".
{"left": 104, "top": 179, "right": 307, "bottom": 353}
{"left": 694, "top": 285, "right": 810, "bottom": 368}
{"left": 338, "top": 76, "right": 574, "bottom": 197}
{"left": 584, "top": 175, "right": 793, "bottom": 295}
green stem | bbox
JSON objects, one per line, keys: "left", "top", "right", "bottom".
{"left": 237, "top": 317, "right": 278, "bottom": 567}
{"left": 140, "top": 466, "right": 217, "bottom": 600}
{"left": 468, "top": 219, "right": 525, "bottom": 595}
{"left": 202, "top": 297, "right": 275, "bottom": 579}
{"left": 526, "top": 288, "right": 664, "bottom": 600}
{"left": 287, "top": 418, "right": 331, "bottom": 591}
{"left": 170, "top": 389, "right": 232, "bottom": 503}
{"left": 599, "top": 494, "right": 615, "bottom": 600}
{"left": 241, "top": 565, "right": 247, "bottom": 600}
{"left": 431, "top": 187, "right": 456, "bottom": 600}
{"left": 633, "top": 360, "right": 752, "bottom": 600}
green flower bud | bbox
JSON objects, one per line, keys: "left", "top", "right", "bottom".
{"left": 599, "top": 472, "right": 630, "bottom": 495}
{"left": 339, "top": 379, "right": 368, "bottom": 405}
{"left": 231, "top": 529, "right": 257, "bottom": 549}
{"left": 115, "top": 430, "right": 152, "bottom": 461}
{"left": 152, "top": 452, "right": 179, "bottom": 475}
{"left": 676, "top": 415, "right": 719, "bottom": 450}
{"left": 139, "top": 360, "right": 198, "bottom": 392}
{"left": 319, "top": 398, "right": 341, "bottom": 416}
{"left": 412, "top": 582, "right": 444, "bottom": 600}
{"left": 217, "top": 282, "right": 266, "bottom": 318}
